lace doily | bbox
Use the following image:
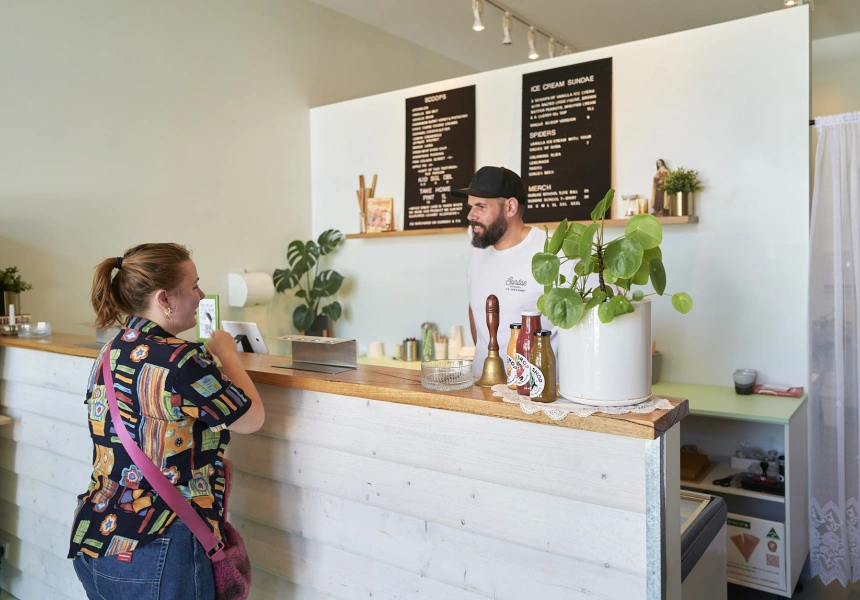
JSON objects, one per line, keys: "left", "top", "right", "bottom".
{"left": 492, "top": 384, "right": 674, "bottom": 420}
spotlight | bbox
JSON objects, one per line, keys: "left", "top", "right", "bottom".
{"left": 548, "top": 37, "right": 557, "bottom": 58}
{"left": 502, "top": 12, "right": 512, "bottom": 45}
{"left": 784, "top": 0, "right": 798, "bottom": 5}
{"left": 472, "top": 0, "right": 485, "bottom": 32}
{"left": 527, "top": 27, "right": 539, "bottom": 60}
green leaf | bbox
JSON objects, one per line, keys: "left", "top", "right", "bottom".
{"left": 537, "top": 294, "right": 546, "bottom": 314}
{"left": 558, "top": 274, "right": 567, "bottom": 285}
{"left": 672, "top": 292, "right": 693, "bottom": 314}
{"left": 544, "top": 288, "right": 585, "bottom": 328}
{"left": 293, "top": 304, "right": 315, "bottom": 332}
{"left": 317, "top": 229, "right": 344, "bottom": 255}
{"left": 632, "top": 290, "right": 645, "bottom": 301}
{"left": 562, "top": 222, "right": 587, "bottom": 259}
{"left": 590, "top": 189, "right": 615, "bottom": 222}
{"left": 578, "top": 223, "right": 598, "bottom": 271}
{"left": 610, "top": 294, "right": 635, "bottom": 317}
{"left": 603, "top": 286, "right": 615, "bottom": 298}
{"left": 603, "top": 270, "right": 618, "bottom": 284}
{"left": 273, "top": 267, "right": 301, "bottom": 292}
{"left": 321, "top": 301, "right": 342, "bottom": 321}
{"left": 574, "top": 260, "right": 591, "bottom": 277}
{"left": 585, "top": 290, "right": 606, "bottom": 312}
{"left": 614, "top": 278, "right": 630, "bottom": 291}
{"left": 650, "top": 258, "right": 667, "bottom": 296}
{"left": 543, "top": 225, "right": 549, "bottom": 252}
{"left": 311, "top": 270, "right": 343, "bottom": 299}
{"left": 643, "top": 247, "right": 663, "bottom": 263}
{"left": 286, "top": 240, "right": 318, "bottom": 275}
{"left": 547, "top": 219, "right": 568, "bottom": 255}
{"left": 604, "top": 238, "right": 644, "bottom": 279}
{"left": 631, "top": 261, "right": 650, "bottom": 286}
{"left": 532, "top": 252, "right": 561, "bottom": 286}
{"left": 624, "top": 214, "right": 663, "bottom": 249}
{"left": 295, "top": 289, "right": 308, "bottom": 299}
{"left": 598, "top": 302, "right": 615, "bottom": 324}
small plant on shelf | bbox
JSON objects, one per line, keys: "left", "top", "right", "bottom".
{"left": 273, "top": 229, "right": 345, "bottom": 333}
{"left": 0, "top": 267, "right": 33, "bottom": 293}
{"left": 660, "top": 167, "right": 702, "bottom": 195}
{"left": 531, "top": 189, "right": 693, "bottom": 327}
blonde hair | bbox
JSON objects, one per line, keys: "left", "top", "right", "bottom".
{"left": 91, "top": 243, "right": 192, "bottom": 330}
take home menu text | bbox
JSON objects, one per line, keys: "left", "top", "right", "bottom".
{"left": 521, "top": 58, "right": 612, "bottom": 222}
{"left": 404, "top": 85, "right": 476, "bottom": 230}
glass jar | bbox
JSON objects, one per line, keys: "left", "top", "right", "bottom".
{"left": 506, "top": 323, "right": 521, "bottom": 389}
{"left": 515, "top": 310, "right": 542, "bottom": 396}
{"left": 529, "top": 330, "right": 557, "bottom": 402}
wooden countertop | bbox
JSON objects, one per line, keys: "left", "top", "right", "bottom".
{"left": 0, "top": 333, "right": 688, "bottom": 440}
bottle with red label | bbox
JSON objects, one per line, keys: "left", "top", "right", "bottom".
{"left": 515, "top": 309, "right": 542, "bottom": 396}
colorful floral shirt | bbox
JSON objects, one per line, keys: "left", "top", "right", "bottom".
{"left": 68, "top": 317, "right": 252, "bottom": 558}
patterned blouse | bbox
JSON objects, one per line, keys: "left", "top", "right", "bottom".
{"left": 68, "top": 317, "right": 252, "bottom": 559}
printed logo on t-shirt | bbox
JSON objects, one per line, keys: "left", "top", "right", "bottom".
{"left": 505, "top": 276, "right": 529, "bottom": 293}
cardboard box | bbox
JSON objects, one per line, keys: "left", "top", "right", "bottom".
{"left": 726, "top": 513, "right": 786, "bottom": 593}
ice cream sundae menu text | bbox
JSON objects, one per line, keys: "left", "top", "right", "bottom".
{"left": 521, "top": 58, "right": 612, "bottom": 222}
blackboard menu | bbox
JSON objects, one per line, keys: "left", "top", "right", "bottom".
{"left": 521, "top": 58, "right": 612, "bottom": 222}
{"left": 404, "top": 85, "right": 476, "bottom": 230}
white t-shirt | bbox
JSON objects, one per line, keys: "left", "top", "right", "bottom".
{"left": 467, "top": 227, "right": 558, "bottom": 377}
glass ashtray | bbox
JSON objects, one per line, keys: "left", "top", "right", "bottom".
{"left": 421, "top": 359, "right": 474, "bottom": 391}
{"left": 18, "top": 322, "right": 51, "bottom": 338}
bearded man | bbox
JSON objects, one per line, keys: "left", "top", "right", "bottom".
{"left": 451, "top": 166, "right": 558, "bottom": 378}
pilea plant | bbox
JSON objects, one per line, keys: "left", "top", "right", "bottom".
{"left": 531, "top": 189, "right": 693, "bottom": 328}
{"left": 273, "top": 229, "right": 345, "bottom": 332}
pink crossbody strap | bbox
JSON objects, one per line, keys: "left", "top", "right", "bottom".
{"left": 101, "top": 343, "right": 226, "bottom": 562}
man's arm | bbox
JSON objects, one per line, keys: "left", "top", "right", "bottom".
{"left": 468, "top": 306, "right": 477, "bottom": 345}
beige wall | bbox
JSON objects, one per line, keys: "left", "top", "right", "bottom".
{"left": 812, "top": 31, "right": 860, "bottom": 118}
{"left": 0, "top": 0, "right": 473, "bottom": 339}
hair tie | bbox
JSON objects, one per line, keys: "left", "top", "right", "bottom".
{"left": 115, "top": 257, "right": 123, "bottom": 270}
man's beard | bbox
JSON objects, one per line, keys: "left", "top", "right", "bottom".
{"left": 470, "top": 212, "right": 508, "bottom": 249}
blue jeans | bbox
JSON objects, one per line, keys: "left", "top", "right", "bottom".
{"left": 73, "top": 519, "right": 215, "bottom": 600}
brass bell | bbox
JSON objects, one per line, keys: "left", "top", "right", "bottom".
{"left": 476, "top": 294, "right": 507, "bottom": 387}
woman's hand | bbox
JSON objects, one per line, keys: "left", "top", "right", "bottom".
{"left": 207, "top": 330, "right": 238, "bottom": 361}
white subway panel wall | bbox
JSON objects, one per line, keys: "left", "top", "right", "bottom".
{"left": 311, "top": 8, "right": 810, "bottom": 387}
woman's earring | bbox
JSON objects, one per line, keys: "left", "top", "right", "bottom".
{"left": 164, "top": 307, "right": 172, "bottom": 318}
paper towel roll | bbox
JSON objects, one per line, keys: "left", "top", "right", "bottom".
{"left": 228, "top": 273, "right": 275, "bottom": 307}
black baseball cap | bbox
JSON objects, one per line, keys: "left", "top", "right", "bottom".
{"left": 451, "top": 166, "right": 526, "bottom": 204}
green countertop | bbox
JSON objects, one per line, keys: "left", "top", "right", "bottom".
{"left": 652, "top": 382, "right": 806, "bottom": 424}
{"left": 356, "top": 359, "right": 806, "bottom": 424}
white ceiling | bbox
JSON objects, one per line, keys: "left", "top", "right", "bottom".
{"left": 312, "top": 0, "right": 860, "bottom": 71}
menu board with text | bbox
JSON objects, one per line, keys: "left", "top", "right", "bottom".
{"left": 404, "top": 85, "right": 476, "bottom": 230}
{"left": 521, "top": 58, "right": 612, "bottom": 222}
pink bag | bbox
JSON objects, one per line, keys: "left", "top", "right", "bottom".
{"left": 101, "top": 344, "right": 252, "bottom": 599}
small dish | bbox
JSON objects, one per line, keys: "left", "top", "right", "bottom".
{"left": 421, "top": 359, "right": 474, "bottom": 391}
{"left": 18, "top": 322, "right": 51, "bottom": 338}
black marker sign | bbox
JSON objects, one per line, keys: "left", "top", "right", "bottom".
{"left": 521, "top": 58, "right": 612, "bottom": 222}
{"left": 405, "top": 85, "right": 476, "bottom": 230}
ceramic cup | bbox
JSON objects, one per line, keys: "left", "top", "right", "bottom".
{"left": 733, "top": 369, "right": 757, "bottom": 395}
{"left": 367, "top": 341, "right": 385, "bottom": 359}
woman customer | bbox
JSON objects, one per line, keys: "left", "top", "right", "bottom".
{"left": 68, "top": 243, "right": 265, "bottom": 599}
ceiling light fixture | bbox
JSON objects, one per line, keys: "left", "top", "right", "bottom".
{"left": 502, "top": 12, "right": 513, "bottom": 45}
{"left": 470, "top": 0, "right": 576, "bottom": 59}
{"left": 527, "top": 27, "right": 540, "bottom": 60}
{"left": 472, "top": 0, "right": 485, "bottom": 32}
{"left": 783, "top": 0, "right": 798, "bottom": 5}
{"left": 548, "top": 37, "right": 557, "bottom": 58}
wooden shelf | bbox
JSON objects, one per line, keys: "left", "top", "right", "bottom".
{"left": 345, "top": 216, "right": 698, "bottom": 240}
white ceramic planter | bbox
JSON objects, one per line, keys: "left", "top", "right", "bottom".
{"left": 558, "top": 299, "right": 652, "bottom": 406}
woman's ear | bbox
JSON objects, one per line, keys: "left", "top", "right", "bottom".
{"left": 153, "top": 289, "right": 171, "bottom": 311}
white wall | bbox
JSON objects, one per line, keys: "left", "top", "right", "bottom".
{"left": 0, "top": 0, "right": 473, "bottom": 340}
{"left": 311, "top": 9, "right": 810, "bottom": 387}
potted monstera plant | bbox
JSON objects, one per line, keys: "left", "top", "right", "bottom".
{"left": 273, "top": 229, "right": 345, "bottom": 336}
{"left": 531, "top": 189, "right": 692, "bottom": 406}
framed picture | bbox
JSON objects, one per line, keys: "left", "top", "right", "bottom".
{"left": 197, "top": 294, "right": 220, "bottom": 341}
{"left": 365, "top": 197, "right": 394, "bottom": 233}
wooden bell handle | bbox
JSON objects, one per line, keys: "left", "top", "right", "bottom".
{"left": 485, "top": 294, "right": 500, "bottom": 352}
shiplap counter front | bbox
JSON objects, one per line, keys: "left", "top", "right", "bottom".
{"left": 0, "top": 334, "right": 688, "bottom": 599}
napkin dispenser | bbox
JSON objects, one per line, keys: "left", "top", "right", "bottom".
{"left": 274, "top": 335, "right": 357, "bottom": 374}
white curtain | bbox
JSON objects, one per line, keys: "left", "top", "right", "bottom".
{"left": 809, "top": 111, "right": 860, "bottom": 586}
